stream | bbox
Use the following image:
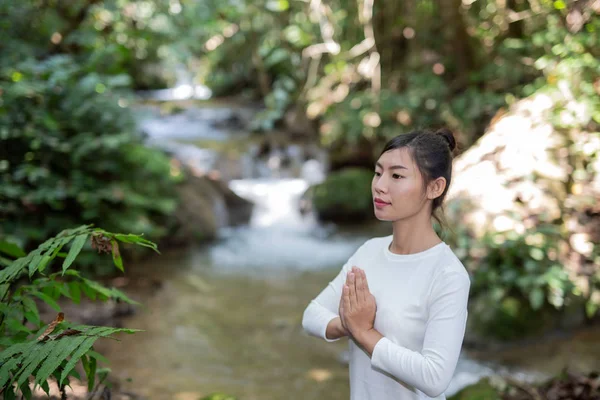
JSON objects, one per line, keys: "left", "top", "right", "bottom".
{"left": 99, "top": 99, "right": 600, "bottom": 400}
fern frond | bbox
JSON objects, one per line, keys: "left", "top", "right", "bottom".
{"left": 35, "top": 336, "right": 88, "bottom": 385}
{"left": 1, "top": 325, "right": 141, "bottom": 392}
{"left": 0, "top": 225, "right": 94, "bottom": 285}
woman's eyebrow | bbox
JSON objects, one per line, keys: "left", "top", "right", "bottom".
{"left": 375, "top": 162, "right": 407, "bottom": 170}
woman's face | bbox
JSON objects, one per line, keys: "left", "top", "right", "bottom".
{"left": 371, "top": 147, "right": 428, "bottom": 222}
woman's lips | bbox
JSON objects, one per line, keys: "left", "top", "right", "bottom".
{"left": 374, "top": 198, "right": 390, "bottom": 207}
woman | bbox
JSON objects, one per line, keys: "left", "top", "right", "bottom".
{"left": 302, "top": 128, "right": 470, "bottom": 400}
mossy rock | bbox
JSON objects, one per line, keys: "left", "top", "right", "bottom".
{"left": 309, "top": 168, "right": 374, "bottom": 223}
{"left": 448, "top": 378, "right": 501, "bottom": 400}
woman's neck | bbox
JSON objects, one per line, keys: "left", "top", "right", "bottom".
{"left": 390, "top": 212, "right": 441, "bottom": 255}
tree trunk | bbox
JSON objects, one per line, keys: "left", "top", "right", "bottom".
{"left": 438, "top": 0, "right": 475, "bottom": 87}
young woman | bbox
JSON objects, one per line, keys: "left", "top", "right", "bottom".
{"left": 302, "top": 128, "right": 470, "bottom": 400}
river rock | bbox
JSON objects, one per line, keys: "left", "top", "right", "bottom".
{"left": 168, "top": 172, "right": 253, "bottom": 245}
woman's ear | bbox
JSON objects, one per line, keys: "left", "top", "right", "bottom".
{"left": 427, "top": 177, "right": 446, "bottom": 200}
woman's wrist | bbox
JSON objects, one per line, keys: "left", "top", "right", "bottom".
{"left": 326, "top": 317, "right": 348, "bottom": 339}
{"left": 353, "top": 328, "right": 384, "bottom": 357}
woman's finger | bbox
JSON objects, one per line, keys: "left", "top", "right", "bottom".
{"left": 348, "top": 272, "right": 356, "bottom": 311}
{"left": 361, "top": 269, "right": 371, "bottom": 293}
{"left": 358, "top": 269, "right": 368, "bottom": 303}
{"left": 343, "top": 284, "right": 351, "bottom": 314}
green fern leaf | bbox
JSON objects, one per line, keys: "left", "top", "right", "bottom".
{"left": 0, "top": 257, "right": 26, "bottom": 284}
{"left": 27, "top": 253, "right": 42, "bottom": 277}
{"left": 19, "top": 379, "right": 32, "bottom": 400}
{"left": 59, "top": 336, "right": 97, "bottom": 382}
{"left": 13, "top": 342, "right": 54, "bottom": 388}
{"left": 62, "top": 234, "right": 88, "bottom": 275}
{"left": 0, "top": 241, "right": 26, "bottom": 258}
{"left": 67, "top": 281, "right": 81, "bottom": 304}
{"left": 0, "top": 341, "right": 37, "bottom": 360}
{"left": 87, "top": 355, "right": 97, "bottom": 392}
{"left": 40, "top": 379, "right": 50, "bottom": 395}
{"left": 31, "top": 291, "right": 61, "bottom": 312}
{"left": 35, "top": 336, "right": 88, "bottom": 385}
{"left": 0, "top": 357, "right": 20, "bottom": 388}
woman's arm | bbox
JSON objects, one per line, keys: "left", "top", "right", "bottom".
{"left": 302, "top": 251, "right": 360, "bottom": 341}
{"left": 364, "top": 269, "right": 471, "bottom": 398}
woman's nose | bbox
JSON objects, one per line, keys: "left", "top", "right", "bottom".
{"left": 373, "top": 176, "right": 387, "bottom": 193}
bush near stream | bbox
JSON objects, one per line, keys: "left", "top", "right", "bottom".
{"left": 0, "top": 55, "right": 181, "bottom": 270}
{"left": 308, "top": 168, "right": 375, "bottom": 223}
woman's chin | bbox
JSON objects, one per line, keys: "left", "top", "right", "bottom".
{"left": 373, "top": 208, "right": 393, "bottom": 221}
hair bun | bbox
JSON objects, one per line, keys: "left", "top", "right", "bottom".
{"left": 436, "top": 128, "right": 456, "bottom": 151}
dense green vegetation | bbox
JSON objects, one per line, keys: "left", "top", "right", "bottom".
{"left": 0, "top": 226, "right": 156, "bottom": 398}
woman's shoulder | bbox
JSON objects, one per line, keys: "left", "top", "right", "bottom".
{"left": 436, "top": 245, "right": 471, "bottom": 282}
{"left": 355, "top": 235, "right": 393, "bottom": 255}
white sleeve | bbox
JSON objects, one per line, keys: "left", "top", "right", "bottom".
{"left": 370, "top": 269, "right": 471, "bottom": 398}
{"left": 301, "top": 247, "right": 361, "bottom": 342}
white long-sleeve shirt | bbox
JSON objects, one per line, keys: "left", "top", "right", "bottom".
{"left": 302, "top": 236, "right": 471, "bottom": 399}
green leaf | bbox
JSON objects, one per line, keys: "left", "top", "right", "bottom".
{"left": 0, "top": 283, "right": 9, "bottom": 299}
{"left": 36, "top": 254, "right": 52, "bottom": 274}
{"left": 87, "top": 354, "right": 97, "bottom": 392}
{"left": 81, "top": 282, "right": 97, "bottom": 301}
{"left": 28, "top": 254, "right": 43, "bottom": 277}
{"left": 82, "top": 279, "right": 112, "bottom": 298}
{"left": 20, "top": 376, "right": 33, "bottom": 400}
{"left": 22, "top": 296, "right": 40, "bottom": 326}
{"left": 4, "top": 383, "right": 16, "bottom": 400}
{"left": 41, "top": 380, "right": 50, "bottom": 396}
{"left": 114, "top": 234, "right": 159, "bottom": 253}
{"left": 6, "top": 318, "right": 31, "bottom": 333}
{"left": 35, "top": 336, "right": 88, "bottom": 385}
{"left": 86, "top": 350, "right": 109, "bottom": 364}
{"left": 0, "top": 358, "right": 20, "bottom": 388}
{"left": 0, "top": 241, "right": 26, "bottom": 258}
{"left": 60, "top": 336, "right": 97, "bottom": 382}
{"left": 111, "top": 239, "right": 124, "bottom": 272}
{"left": 68, "top": 281, "right": 81, "bottom": 304}
{"left": 14, "top": 342, "right": 55, "bottom": 387}
{"left": 62, "top": 234, "right": 88, "bottom": 274}
{"left": 31, "top": 291, "right": 61, "bottom": 312}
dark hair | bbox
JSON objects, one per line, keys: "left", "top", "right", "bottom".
{"left": 379, "top": 127, "right": 456, "bottom": 227}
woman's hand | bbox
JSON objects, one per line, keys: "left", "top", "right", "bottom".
{"left": 340, "top": 266, "right": 377, "bottom": 339}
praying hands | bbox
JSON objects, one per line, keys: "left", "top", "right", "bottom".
{"left": 338, "top": 266, "right": 383, "bottom": 356}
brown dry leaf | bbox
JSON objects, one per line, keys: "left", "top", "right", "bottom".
{"left": 37, "top": 312, "right": 64, "bottom": 341}
{"left": 51, "top": 328, "right": 82, "bottom": 341}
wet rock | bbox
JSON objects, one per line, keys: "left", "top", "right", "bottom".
{"left": 168, "top": 173, "right": 253, "bottom": 245}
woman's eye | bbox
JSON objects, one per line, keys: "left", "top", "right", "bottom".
{"left": 374, "top": 171, "right": 381, "bottom": 177}
{"left": 392, "top": 174, "right": 403, "bottom": 179}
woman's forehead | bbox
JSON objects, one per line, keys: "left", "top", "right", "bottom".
{"left": 377, "top": 148, "right": 415, "bottom": 168}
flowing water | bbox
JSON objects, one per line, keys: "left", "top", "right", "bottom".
{"left": 99, "top": 100, "right": 600, "bottom": 400}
